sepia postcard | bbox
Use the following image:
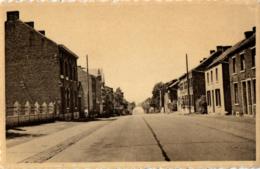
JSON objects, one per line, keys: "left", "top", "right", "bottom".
{"left": 0, "top": 1, "right": 259, "bottom": 169}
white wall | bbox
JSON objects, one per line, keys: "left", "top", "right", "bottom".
{"left": 205, "top": 64, "right": 227, "bottom": 115}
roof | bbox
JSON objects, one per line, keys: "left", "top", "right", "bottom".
{"left": 18, "top": 20, "right": 79, "bottom": 59}
{"left": 178, "top": 49, "right": 224, "bottom": 80}
{"left": 19, "top": 20, "right": 58, "bottom": 46}
{"left": 168, "top": 79, "right": 179, "bottom": 88}
{"left": 208, "top": 33, "right": 255, "bottom": 69}
{"left": 58, "top": 44, "right": 79, "bottom": 59}
{"left": 164, "top": 79, "right": 178, "bottom": 89}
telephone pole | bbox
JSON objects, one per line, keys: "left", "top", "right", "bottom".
{"left": 186, "top": 54, "right": 191, "bottom": 114}
{"left": 86, "top": 55, "right": 90, "bottom": 118}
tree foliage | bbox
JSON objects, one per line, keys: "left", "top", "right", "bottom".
{"left": 151, "top": 82, "right": 165, "bottom": 110}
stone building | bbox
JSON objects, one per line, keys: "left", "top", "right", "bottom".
{"left": 177, "top": 46, "right": 229, "bottom": 113}
{"left": 228, "top": 28, "right": 256, "bottom": 116}
{"left": 5, "top": 11, "right": 80, "bottom": 123}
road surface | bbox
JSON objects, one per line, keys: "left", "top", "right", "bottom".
{"left": 7, "top": 112, "right": 255, "bottom": 162}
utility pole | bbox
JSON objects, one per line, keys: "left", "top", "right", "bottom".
{"left": 86, "top": 55, "right": 90, "bottom": 118}
{"left": 186, "top": 53, "right": 191, "bottom": 114}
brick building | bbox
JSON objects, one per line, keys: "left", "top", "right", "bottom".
{"left": 228, "top": 28, "right": 256, "bottom": 116}
{"left": 177, "top": 47, "right": 229, "bottom": 113}
{"left": 5, "top": 11, "right": 80, "bottom": 123}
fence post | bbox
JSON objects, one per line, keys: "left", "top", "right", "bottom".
{"left": 25, "top": 101, "right": 31, "bottom": 123}
{"left": 13, "top": 101, "right": 20, "bottom": 126}
{"left": 35, "top": 102, "right": 40, "bottom": 123}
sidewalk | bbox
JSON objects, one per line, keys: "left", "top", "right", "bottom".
{"left": 6, "top": 121, "right": 81, "bottom": 148}
{"left": 169, "top": 112, "right": 256, "bottom": 141}
{"left": 171, "top": 111, "right": 255, "bottom": 123}
{"left": 6, "top": 118, "right": 114, "bottom": 163}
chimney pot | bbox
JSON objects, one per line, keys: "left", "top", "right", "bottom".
{"left": 25, "top": 22, "right": 34, "bottom": 28}
{"left": 216, "top": 46, "right": 223, "bottom": 52}
{"left": 39, "top": 30, "right": 45, "bottom": 35}
{"left": 7, "top": 11, "right": 19, "bottom": 21}
{"left": 252, "top": 26, "right": 256, "bottom": 33}
{"left": 244, "top": 31, "right": 253, "bottom": 38}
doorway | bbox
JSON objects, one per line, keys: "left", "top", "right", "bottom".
{"left": 242, "top": 81, "right": 248, "bottom": 115}
{"left": 212, "top": 90, "right": 215, "bottom": 113}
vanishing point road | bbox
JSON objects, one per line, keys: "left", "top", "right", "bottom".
{"left": 7, "top": 109, "right": 255, "bottom": 163}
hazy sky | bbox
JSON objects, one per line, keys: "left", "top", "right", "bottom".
{"left": 1, "top": 2, "right": 257, "bottom": 103}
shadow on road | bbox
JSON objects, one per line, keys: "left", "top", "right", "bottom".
{"left": 6, "top": 131, "right": 46, "bottom": 139}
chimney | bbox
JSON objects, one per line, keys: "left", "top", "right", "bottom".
{"left": 210, "top": 50, "right": 215, "bottom": 54}
{"left": 216, "top": 46, "right": 223, "bottom": 52}
{"left": 244, "top": 31, "right": 253, "bottom": 38}
{"left": 39, "top": 30, "right": 45, "bottom": 35}
{"left": 25, "top": 22, "right": 34, "bottom": 28}
{"left": 200, "top": 57, "right": 207, "bottom": 63}
{"left": 7, "top": 11, "right": 19, "bottom": 21}
{"left": 252, "top": 26, "right": 256, "bottom": 33}
{"left": 222, "top": 46, "right": 231, "bottom": 51}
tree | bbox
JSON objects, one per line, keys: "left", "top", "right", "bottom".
{"left": 151, "top": 82, "right": 165, "bottom": 111}
{"left": 142, "top": 98, "right": 151, "bottom": 113}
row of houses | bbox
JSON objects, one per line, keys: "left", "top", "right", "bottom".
{"left": 5, "top": 11, "right": 130, "bottom": 128}
{"left": 162, "top": 27, "right": 256, "bottom": 117}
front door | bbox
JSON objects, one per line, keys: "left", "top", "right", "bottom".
{"left": 212, "top": 90, "right": 215, "bottom": 113}
{"left": 247, "top": 80, "right": 252, "bottom": 115}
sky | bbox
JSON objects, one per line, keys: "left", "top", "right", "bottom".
{"left": 1, "top": 2, "right": 257, "bottom": 103}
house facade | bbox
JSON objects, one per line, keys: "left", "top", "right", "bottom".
{"left": 229, "top": 28, "right": 256, "bottom": 116}
{"left": 177, "top": 71, "right": 204, "bottom": 113}
{"left": 77, "top": 66, "right": 93, "bottom": 118}
{"left": 89, "top": 69, "right": 104, "bottom": 117}
{"left": 5, "top": 11, "right": 80, "bottom": 126}
{"left": 163, "top": 79, "right": 178, "bottom": 112}
{"left": 177, "top": 46, "right": 230, "bottom": 113}
{"left": 205, "top": 58, "right": 231, "bottom": 115}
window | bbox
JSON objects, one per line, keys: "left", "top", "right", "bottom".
{"left": 215, "top": 68, "right": 218, "bottom": 81}
{"left": 211, "top": 70, "right": 213, "bottom": 82}
{"left": 232, "top": 57, "right": 236, "bottom": 73}
{"left": 207, "top": 72, "right": 209, "bottom": 84}
{"left": 240, "top": 54, "right": 245, "bottom": 71}
{"left": 65, "top": 61, "right": 68, "bottom": 78}
{"left": 215, "top": 89, "right": 221, "bottom": 106}
{"left": 234, "top": 83, "right": 239, "bottom": 104}
{"left": 207, "top": 91, "right": 211, "bottom": 106}
{"left": 253, "top": 79, "right": 256, "bottom": 104}
{"left": 252, "top": 48, "right": 256, "bottom": 67}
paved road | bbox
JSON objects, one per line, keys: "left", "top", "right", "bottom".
{"left": 7, "top": 112, "right": 255, "bottom": 162}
